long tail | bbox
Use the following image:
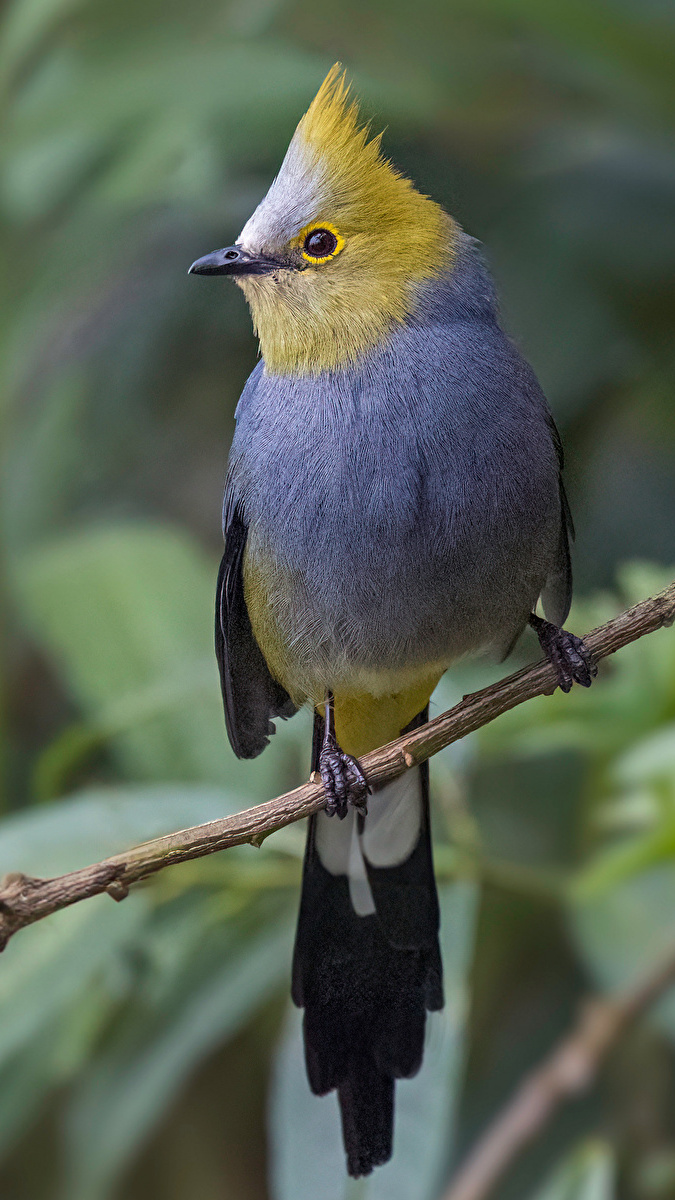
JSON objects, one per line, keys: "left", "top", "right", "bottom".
{"left": 291, "top": 707, "right": 443, "bottom": 1177}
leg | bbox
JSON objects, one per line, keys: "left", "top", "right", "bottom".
{"left": 529, "top": 613, "right": 597, "bottom": 693}
{"left": 318, "top": 692, "right": 370, "bottom": 819}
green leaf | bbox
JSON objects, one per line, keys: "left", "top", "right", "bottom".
{"left": 62, "top": 908, "right": 296, "bottom": 1200}
{"left": 269, "top": 882, "right": 479, "bottom": 1200}
{"left": 0, "top": 896, "right": 148, "bottom": 1075}
{"left": 529, "top": 1139, "right": 615, "bottom": 1200}
{"left": 11, "top": 523, "right": 311, "bottom": 797}
{"left": 570, "top": 819, "right": 675, "bottom": 904}
{"left": 0, "top": 783, "right": 251, "bottom": 878}
{"left": 612, "top": 725, "right": 675, "bottom": 790}
{"left": 0, "top": 0, "right": 88, "bottom": 87}
{"left": 0, "top": 1022, "right": 73, "bottom": 1157}
{"left": 12, "top": 523, "right": 226, "bottom": 782}
{"left": 0, "top": 783, "right": 259, "bottom": 1154}
{"left": 0, "top": 780, "right": 302, "bottom": 1162}
{"left": 0, "top": 989, "right": 116, "bottom": 1157}
{"left": 569, "top": 862, "right": 675, "bottom": 1039}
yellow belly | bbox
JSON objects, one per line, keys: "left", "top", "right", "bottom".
{"left": 243, "top": 552, "right": 298, "bottom": 700}
{"left": 332, "top": 675, "right": 441, "bottom": 757}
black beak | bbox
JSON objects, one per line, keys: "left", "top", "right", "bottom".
{"left": 188, "top": 244, "right": 283, "bottom": 277}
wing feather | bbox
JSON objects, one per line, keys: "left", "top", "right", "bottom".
{"left": 541, "top": 414, "right": 573, "bottom": 627}
{"left": 215, "top": 504, "right": 296, "bottom": 759}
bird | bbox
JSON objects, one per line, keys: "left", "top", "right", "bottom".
{"left": 189, "top": 65, "right": 595, "bottom": 1178}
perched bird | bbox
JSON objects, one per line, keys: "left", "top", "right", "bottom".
{"left": 189, "top": 66, "right": 595, "bottom": 1177}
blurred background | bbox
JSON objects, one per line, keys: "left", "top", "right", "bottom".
{"left": 1, "top": 1, "right": 675, "bottom": 1198}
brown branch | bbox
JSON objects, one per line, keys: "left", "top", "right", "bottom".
{"left": 442, "top": 949, "right": 675, "bottom": 1200}
{"left": 0, "top": 581, "right": 673, "bottom": 950}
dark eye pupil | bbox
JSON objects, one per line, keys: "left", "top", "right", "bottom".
{"left": 304, "top": 228, "right": 338, "bottom": 258}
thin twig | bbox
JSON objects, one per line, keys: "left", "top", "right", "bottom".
{"left": 0, "top": 582, "right": 673, "bottom": 951}
{"left": 442, "top": 950, "right": 675, "bottom": 1200}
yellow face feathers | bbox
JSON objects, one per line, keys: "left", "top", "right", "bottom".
{"left": 236, "top": 65, "right": 456, "bottom": 375}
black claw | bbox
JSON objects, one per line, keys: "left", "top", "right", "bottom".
{"left": 317, "top": 692, "right": 370, "bottom": 818}
{"left": 319, "top": 734, "right": 370, "bottom": 819}
{"left": 529, "top": 614, "right": 597, "bottom": 693}
{"left": 344, "top": 756, "right": 369, "bottom": 814}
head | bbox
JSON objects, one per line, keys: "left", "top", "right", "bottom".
{"left": 190, "top": 66, "right": 456, "bottom": 375}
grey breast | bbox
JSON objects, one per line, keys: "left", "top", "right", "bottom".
{"left": 226, "top": 240, "right": 564, "bottom": 681}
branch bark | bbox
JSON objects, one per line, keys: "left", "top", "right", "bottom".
{"left": 1, "top": 581, "right": 673, "bottom": 950}
{"left": 442, "top": 949, "right": 675, "bottom": 1200}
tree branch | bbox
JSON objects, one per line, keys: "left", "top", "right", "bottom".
{"left": 442, "top": 948, "right": 675, "bottom": 1200}
{"left": 1, "top": 581, "right": 673, "bottom": 950}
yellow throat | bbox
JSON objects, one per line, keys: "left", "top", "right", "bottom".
{"left": 236, "top": 66, "right": 456, "bottom": 376}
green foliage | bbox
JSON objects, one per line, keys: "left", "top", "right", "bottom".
{"left": 0, "top": 786, "right": 303, "bottom": 1195}
{"left": 530, "top": 1141, "right": 615, "bottom": 1200}
{"left": 14, "top": 524, "right": 227, "bottom": 787}
{"left": 0, "top": 0, "right": 674, "bottom": 1196}
{"left": 63, "top": 911, "right": 296, "bottom": 1200}
{"left": 12, "top": 522, "right": 311, "bottom": 800}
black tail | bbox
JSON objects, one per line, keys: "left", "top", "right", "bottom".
{"left": 291, "top": 708, "right": 443, "bottom": 1177}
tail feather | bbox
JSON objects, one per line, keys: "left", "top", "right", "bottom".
{"left": 291, "top": 707, "right": 442, "bottom": 1177}
{"left": 338, "top": 1059, "right": 394, "bottom": 1176}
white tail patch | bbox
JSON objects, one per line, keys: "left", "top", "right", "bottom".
{"left": 361, "top": 770, "right": 422, "bottom": 867}
{"left": 315, "top": 768, "right": 422, "bottom": 917}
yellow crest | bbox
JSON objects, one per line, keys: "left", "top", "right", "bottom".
{"left": 237, "top": 65, "right": 456, "bottom": 375}
{"left": 295, "top": 64, "right": 384, "bottom": 194}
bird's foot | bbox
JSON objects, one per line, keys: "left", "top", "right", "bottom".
{"left": 319, "top": 734, "right": 370, "bottom": 820}
{"left": 529, "top": 613, "right": 597, "bottom": 693}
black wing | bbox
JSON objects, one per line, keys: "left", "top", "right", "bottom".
{"left": 541, "top": 413, "right": 573, "bottom": 628}
{"left": 215, "top": 503, "right": 296, "bottom": 759}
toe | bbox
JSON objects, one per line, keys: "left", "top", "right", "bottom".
{"left": 320, "top": 758, "right": 338, "bottom": 816}
{"left": 548, "top": 643, "right": 573, "bottom": 693}
{"left": 319, "top": 743, "right": 369, "bottom": 818}
{"left": 536, "top": 620, "right": 597, "bottom": 693}
{"left": 557, "top": 672, "right": 573, "bottom": 694}
{"left": 564, "top": 633, "right": 596, "bottom": 688}
{"left": 320, "top": 748, "right": 349, "bottom": 819}
{"left": 345, "top": 754, "right": 369, "bottom": 792}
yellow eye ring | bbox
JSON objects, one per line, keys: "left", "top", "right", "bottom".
{"left": 298, "top": 222, "right": 345, "bottom": 264}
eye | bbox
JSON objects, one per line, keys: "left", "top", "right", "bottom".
{"left": 300, "top": 225, "right": 343, "bottom": 263}
{"left": 304, "top": 228, "right": 337, "bottom": 258}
